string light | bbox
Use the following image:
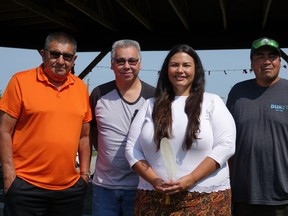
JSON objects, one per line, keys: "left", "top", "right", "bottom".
{"left": 204, "top": 65, "right": 287, "bottom": 75}
{"left": 204, "top": 68, "right": 252, "bottom": 75}
{"left": 91, "top": 65, "right": 288, "bottom": 75}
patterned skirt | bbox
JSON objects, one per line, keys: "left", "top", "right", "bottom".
{"left": 134, "top": 189, "right": 231, "bottom": 216}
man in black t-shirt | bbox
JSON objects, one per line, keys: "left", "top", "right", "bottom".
{"left": 227, "top": 37, "right": 288, "bottom": 216}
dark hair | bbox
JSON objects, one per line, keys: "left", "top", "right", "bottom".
{"left": 44, "top": 32, "right": 77, "bottom": 53}
{"left": 152, "top": 44, "right": 205, "bottom": 150}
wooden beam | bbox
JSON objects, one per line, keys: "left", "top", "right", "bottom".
{"left": 280, "top": 49, "right": 288, "bottom": 65}
{"left": 12, "top": 0, "right": 78, "bottom": 31}
{"left": 168, "top": 0, "right": 190, "bottom": 31}
{"left": 219, "top": 0, "right": 227, "bottom": 30}
{"left": 262, "top": 0, "right": 272, "bottom": 28}
{"left": 65, "top": 0, "right": 117, "bottom": 31}
{"left": 78, "top": 49, "right": 110, "bottom": 80}
{"left": 116, "top": 0, "right": 153, "bottom": 31}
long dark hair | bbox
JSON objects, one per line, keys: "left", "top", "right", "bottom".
{"left": 152, "top": 44, "right": 205, "bottom": 150}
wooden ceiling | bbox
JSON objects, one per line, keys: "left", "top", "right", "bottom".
{"left": 1, "top": 0, "right": 287, "bottom": 53}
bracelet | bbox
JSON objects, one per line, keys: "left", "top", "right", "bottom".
{"left": 80, "top": 172, "right": 90, "bottom": 178}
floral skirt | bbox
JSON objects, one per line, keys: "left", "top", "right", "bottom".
{"left": 134, "top": 189, "right": 231, "bottom": 216}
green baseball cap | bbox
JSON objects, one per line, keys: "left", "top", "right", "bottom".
{"left": 250, "top": 37, "right": 280, "bottom": 58}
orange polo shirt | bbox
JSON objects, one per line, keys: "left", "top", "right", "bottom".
{"left": 0, "top": 64, "right": 92, "bottom": 190}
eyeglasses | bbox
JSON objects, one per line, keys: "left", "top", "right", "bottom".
{"left": 45, "top": 50, "right": 75, "bottom": 62}
{"left": 113, "top": 58, "right": 139, "bottom": 66}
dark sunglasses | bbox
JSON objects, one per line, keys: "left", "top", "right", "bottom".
{"left": 45, "top": 50, "right": 75, "bottom": 61}
{"left": 113, "top": 58, "right": 139, "bottom": 66}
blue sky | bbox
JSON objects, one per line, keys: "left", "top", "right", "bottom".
{"left": 1, "top": 47, "right": 287, "bottom": 101}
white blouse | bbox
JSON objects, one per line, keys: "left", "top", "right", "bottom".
{"left": 125, "top": 92, "right": 236, "bottom": 193}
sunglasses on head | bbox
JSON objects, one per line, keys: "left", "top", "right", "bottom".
{"left": 252, "top": 38, "right": 279, "bottom": 50}
{"left": 45, "top": 50, "right": 75, "bottom": 62}
{"left": 113, "top": 58, "right": 139, "bottom": 66}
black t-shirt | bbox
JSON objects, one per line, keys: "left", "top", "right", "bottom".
{"left": 227, "top": 78, "right": 288, "bottom": 205}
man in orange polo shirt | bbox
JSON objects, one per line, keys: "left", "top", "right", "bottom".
{"left": 0, "top": 32, "right": 92, "bottom": 216}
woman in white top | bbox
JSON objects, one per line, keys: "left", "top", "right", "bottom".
{"left": 125, "top": 44, "right": 236, "bottom": 215}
